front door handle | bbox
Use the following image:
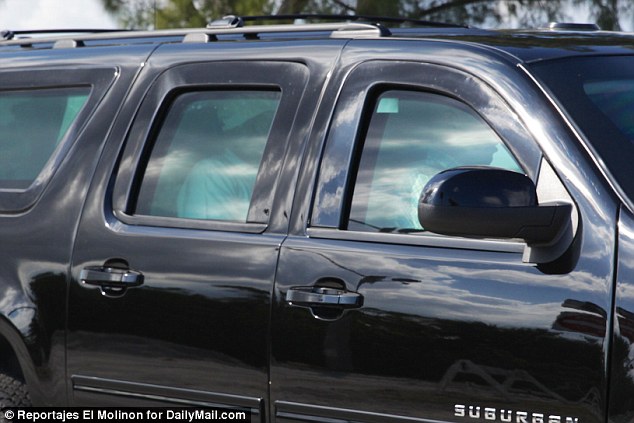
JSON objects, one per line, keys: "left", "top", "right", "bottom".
{"left": 80, "top": 266, "right": 144, "bottom": 289}
{"left": 286, "top": 286, "right": 363, "bottom": 309}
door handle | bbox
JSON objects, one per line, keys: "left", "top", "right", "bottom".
{"left": 286, "top": 286, "right": 363, "bottom": 309}
{"left": 80, "top": 266, "right": 144, "bottom": 288}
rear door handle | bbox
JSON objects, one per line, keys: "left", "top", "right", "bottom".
{"left": 286, "top": 286, "right": 363, "bottom": 309}
{"left": 80, "top": 266, "right": 144, "bottom": 288}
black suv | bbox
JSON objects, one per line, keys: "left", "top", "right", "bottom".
{"left": 1, "top": 15, "right": 634, "bottom": 423}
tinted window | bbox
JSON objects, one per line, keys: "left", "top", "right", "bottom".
{"left": 347, "top": 90, "right": 522, "bottom": 233}
{"left": 135, "top": 90, "right": 281, "bottom": 222}
{"left": 584, "top": 79, "right": 634, "bottom": 141}
{"left": 0, "top": 87, "right": 89, "bottom": 189}
{"left": 530, "top": 56, "right": 634, "bottom": 203}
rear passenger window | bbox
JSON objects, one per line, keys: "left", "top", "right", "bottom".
{"left": 135, "top": 90, "right": 281, "bottom": 222}
{"left": 347, "top": 90, "right": 522, "bottom": 233}
{"left": 0, "top": 87, "right": 89, "bottom": 189}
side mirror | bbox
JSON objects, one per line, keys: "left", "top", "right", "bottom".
{"left": 418, "top": 167, "right": 574, "bottom": 262}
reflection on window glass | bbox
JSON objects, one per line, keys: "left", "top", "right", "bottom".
{"left": 0, "top": 87, "right": 89, "bottom": 189}
{"left": 135, "top": 90, "right": 281, "bottom": 222}
{"left": 585, "top": 80, "right": 634, "bottom": 141}
{"left": 348, "top": 90, "right": 522, "bottom": 233}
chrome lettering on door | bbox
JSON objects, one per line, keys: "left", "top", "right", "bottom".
{"left": 455, "top": 405, "right": 579, "bottom": 423}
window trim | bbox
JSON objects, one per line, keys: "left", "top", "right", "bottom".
{"left": 307, "top": 227, "right": 526, "bottom": 254}
{"left": 0, "top": 67, "right": 117, "bottom": 213}
{"left": 309, "top": 61, "right": 542, "bottom": 247}
{"left": 113, "top": 61, "right": 309, "bottom": 233}
{"left": 116, "top": 214, "right": 268, "bottom": 234}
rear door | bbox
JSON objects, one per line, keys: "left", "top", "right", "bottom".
{"left": 67, "top": 52, "right": 315, "bottom": 415}
{"left": 271, "top": 47, "right": 616, "bottom": 423}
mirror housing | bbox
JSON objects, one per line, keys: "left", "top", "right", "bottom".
{"left": 418, "top": 167, "right": 573, "bottom": 262}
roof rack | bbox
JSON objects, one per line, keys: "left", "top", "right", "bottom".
{"left": 1, "top": 28, "right": 128, "bottom": 41}
{"left": 235, "top": 14, "right": 467, "bottom": 28}
{"left": 182, "top": 21, "right": 391, "bottom": 43}
{"left": 0, "top": 14, "right": 466, "bottom": 49}
{"left": 0, "top": 21, "right": 395, "bottom": 49}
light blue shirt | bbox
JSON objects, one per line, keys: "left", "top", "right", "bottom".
{"left": 177, "top": 150, "right": 256, "bottom": 221}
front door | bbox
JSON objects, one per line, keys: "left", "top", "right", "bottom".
{"left": 271, "top": 54, "right": 614, "bottom": 423}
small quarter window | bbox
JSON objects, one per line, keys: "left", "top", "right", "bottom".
{"left": 347, "top": 90, "right": 522, "bottom": 233}
{"left": 0, "top": 87, "right": 89, "bottom": 189}
{"left": 134, "top": 90, "right": 281, "bottom": 222}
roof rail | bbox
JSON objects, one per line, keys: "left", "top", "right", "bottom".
{"left": 0, "top": 14, "right": 463, "bottom": 46}
{"left": 238, "top": 14, "right": 466, "bottom": 28}
{"left": 2, "top": 28, "right": 128, "bottom": 38}
{"left": 0, "top": 20, "right": 393, "bottom": 49}
{"left": 0, "top": 28, "right": 131, "bottom": 46}
{"left": 188, "top": 21, "right": 391, "bottom": 42}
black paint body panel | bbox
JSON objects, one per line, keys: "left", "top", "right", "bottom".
{"left": 0, "top": 23, "right": 631, "bottom": 423}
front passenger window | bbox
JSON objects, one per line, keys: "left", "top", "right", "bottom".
{"left": 347, "top": 90, "right": 522, "bottom": 233}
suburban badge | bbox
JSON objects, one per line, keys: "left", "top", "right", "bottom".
{"left": 455, "top": 405, "right": 579, "bottom": 423}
